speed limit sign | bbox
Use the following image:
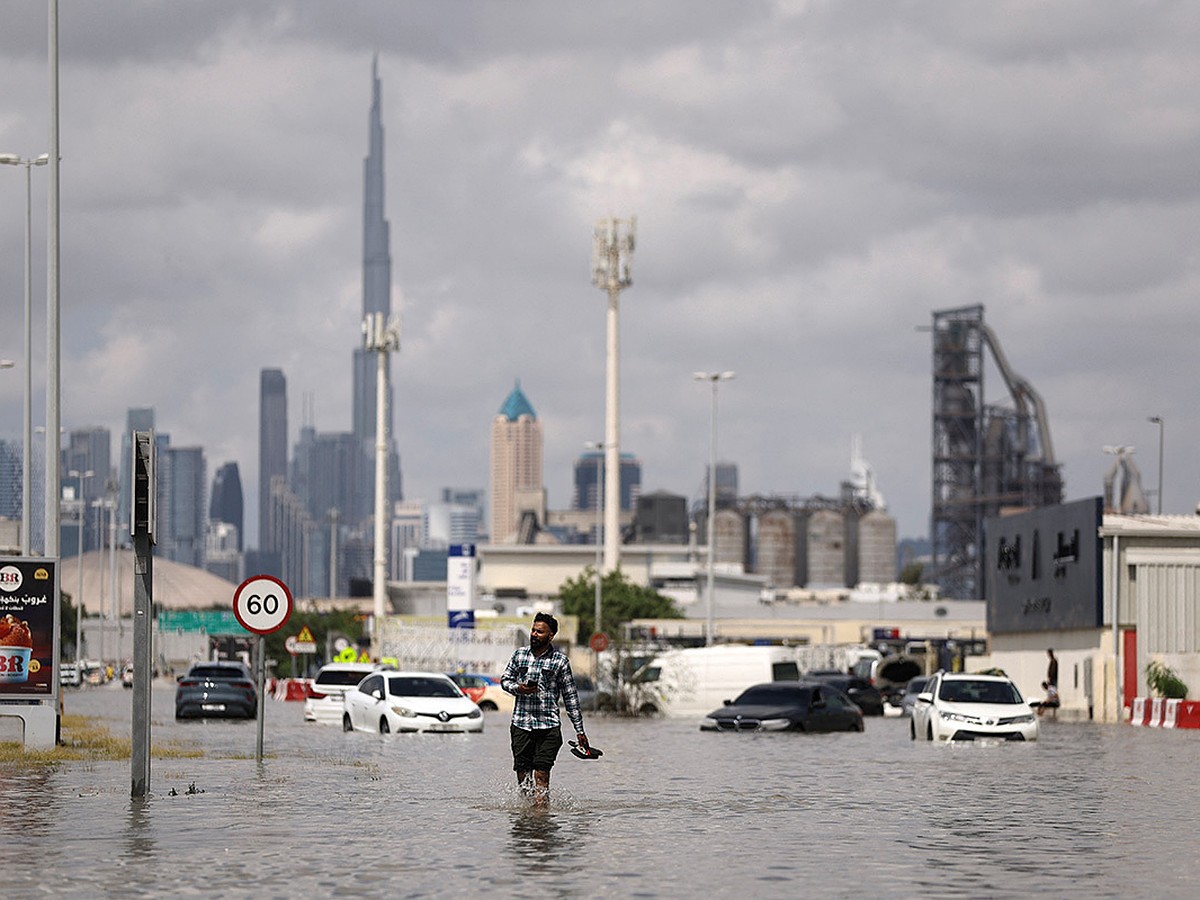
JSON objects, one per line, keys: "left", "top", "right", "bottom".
{"left": 233, "top": 574, "right": 294, "bottom": 635}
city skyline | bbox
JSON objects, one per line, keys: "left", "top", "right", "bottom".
{"left": 2, "top": 4, "right": 1199, "bottom": 547}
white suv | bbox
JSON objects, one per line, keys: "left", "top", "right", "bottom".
{"left": 303, "top": 662, "right": 392, "bottom": 724}
{"left": 911, "top": 672, "right": 1038, "bottom": 742}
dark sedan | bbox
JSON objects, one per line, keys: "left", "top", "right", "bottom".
{"left": 175, "top": 661, "right": 258, "bottom": 720}
{"left": 803, "top": 671, "right": 885, "bottom": 716}
{"left": 700, "top": 682, "right": 865, "bottom": 733}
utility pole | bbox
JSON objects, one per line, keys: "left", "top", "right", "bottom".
{"left": 591, "top": 217, "right": 635, "bottom": 574}
{"left": 363, "top": 313, "right": 400, "bottom": 660}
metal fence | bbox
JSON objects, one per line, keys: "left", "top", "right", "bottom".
{"left": 379, "top": 620, "right": 526, "bottom": 676}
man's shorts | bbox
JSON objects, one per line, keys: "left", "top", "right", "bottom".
{"left": 511, "top": 724, "right": 563, "bottom": 772}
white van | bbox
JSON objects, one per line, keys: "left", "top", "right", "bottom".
{"left": 630, "top": 645, "right": 801, "bottom": 718}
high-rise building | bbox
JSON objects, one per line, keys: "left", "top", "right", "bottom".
{"left": 0, "top": 440, "right": 20, "bottom": 521}
{"left": 65, "top": 426, "right": 112, "bottom": 555}
{"left": 490, "top": 381, "right": 544, "bottom": 542}
{"left": 441, "top": 487, "right": 487, "bottom": 541}
{"left": 259, "top": 368, "right": 287, "bottom": 553}
{"left": 118, "top": 407, "right": 154, "bottom": 544}
{"left": 351, "top": 57, "right": 402, "bottom": 518}
{"left": 292, "top": 427, "right": 365, "bottom": 527}
{"left": 209, "top": 461, "right": 244, "bottom": 552}
{"left": 160, "top": 445, "right": 206, "bottom": 568}
{"left": 574, "top": 450, "right": 642, "bottom": 513}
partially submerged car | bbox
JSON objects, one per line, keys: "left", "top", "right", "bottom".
{"left": 911, "top": 672, "right": 1038, "bottom": 742}
{"left": 342, "top": 671, "right": 483, "bottom": 734}
{"left": 700, "top": 681, "right": 865, "bottom": 733}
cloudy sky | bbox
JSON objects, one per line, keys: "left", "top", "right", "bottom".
{"left": 1, "top": 1, "right": 1198, "bottom": 546}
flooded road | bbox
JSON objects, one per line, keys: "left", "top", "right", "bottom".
{"left": 3, "top": 683, "right": 1198, "bottom": 898}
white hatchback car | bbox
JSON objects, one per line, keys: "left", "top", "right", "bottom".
{"left": 911, "top": 672, "right": 1038, "bottom": 742}
{"left": 342, "top": 671, "right": 483, "bottom": 735}
{"left": 304, "top": 662, "right": 391, "bottom": 724}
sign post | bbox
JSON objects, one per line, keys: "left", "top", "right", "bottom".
{"left": 233, "top": 574, "right": 293, "bottom": 763}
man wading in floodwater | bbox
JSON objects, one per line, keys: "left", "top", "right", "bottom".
{"left": 501, "top": 613, "right": 589, "bottom": 805}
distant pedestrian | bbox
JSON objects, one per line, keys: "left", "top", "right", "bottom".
{"left": 1046, "top": 649, "right": 1058, "bottom": 687}
{"left": 501, "top": 613, "right": 589, "bottom": 806}
{"left": 1037, "top": 681, "right": 1060, "bottom": 718}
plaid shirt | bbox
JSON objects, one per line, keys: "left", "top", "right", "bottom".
{"left": 501, "top": 645, "right": 585, "bottom": 734}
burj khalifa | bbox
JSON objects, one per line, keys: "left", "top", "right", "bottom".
{"left": 352, "top": 56, "right": 403, "bottom": 513}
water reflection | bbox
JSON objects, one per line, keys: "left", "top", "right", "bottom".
{"left": 123, "top": 797, "right": 155, "bottom": 861}
{"left": 508, "top": 808, "right": 568, "bottom": 869}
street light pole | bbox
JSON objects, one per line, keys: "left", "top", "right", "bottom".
{"left": 1148, "top": 416, "right": 1164, "bottom": 514}
{"left": 68, "top": 468, "right": 93, "bottom": 666}
{"left": 694, "top": 372, "right": 735, "bottom": 647}
{"left": 0, "top": 152, "right": 48, "bottom": 555}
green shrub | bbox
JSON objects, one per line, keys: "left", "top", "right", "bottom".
{"left": 1146, "top": 661, "right": 1188, "bottom": 699}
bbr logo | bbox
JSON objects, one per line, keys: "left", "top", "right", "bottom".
{"left": 0, "top": 566, "right": 23, "bottom": 592}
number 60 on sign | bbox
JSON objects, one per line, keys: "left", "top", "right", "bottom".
{"left": 233, "top": 574, "right": 294, "bottom": 635}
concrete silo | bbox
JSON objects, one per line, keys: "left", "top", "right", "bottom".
{"left": 713, "top": 508, "right": 749, "bottom": 570}
{"left": 756, "top": 509, "right": 797, "bottom": 588}
{"left": 856, "top": 509, "right": 897, "bottom": 585}
{"left": 806, "top": 509, "right": 845, "bottom": 587}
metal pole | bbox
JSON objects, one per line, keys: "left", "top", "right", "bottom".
{"left": 45, "top": 0, "right": 61, "bottom": 558}
{"left": 255, "top": 637, "right": 265, "bottom": 763}
{"left": 131, "top": 528, "right": 153, "bottom": 797}
{"left": 705, "top": 380, "right": 717, "bottom": 647}
{"left": 372, "top": 332, "right": 388, "bottom": 659}
{"left": 329, "top": 508, "right": 339, "bottom": 600}
{"left": 604, "top": 281, "right": 620, "bottom": 574}
{"left": 1148, "top": 416, "right": 1164, "bottom": 514}
{"left": 22, "top": 159, "right": 34, "bottom": 555}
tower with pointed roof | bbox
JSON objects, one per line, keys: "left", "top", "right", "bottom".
{"left": 490, "top": 380, "right": 544, "bottom": 542}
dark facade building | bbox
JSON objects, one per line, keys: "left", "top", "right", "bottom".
{"left": 209, "top": 461, "right": 244, "bottom": 551}
{"left": 634, "top": 491, "right": 689, "bottom": 544}
{"left": 573, "top": 450, "right": 642, "bottom": 512}
{"left": 259, "top": 368, "right": 288, "bottom": 554}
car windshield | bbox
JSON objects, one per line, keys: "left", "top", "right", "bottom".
{"left": 938, "top": 679, "right": 1022, "bottom": 704}
{"left": 188, "top": 666, "right": 247, "bottom": 681}
{"left": 389, "top": 676, "right": 461, "bottom": 698}
{"left": 316, "top": 669, "right": 372, "bottom": 687}
{"left": 735, "top": 685, "right": 811, "bottom": 705}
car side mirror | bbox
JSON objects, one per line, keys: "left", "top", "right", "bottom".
{"left": 723, "top": 699, "right": 732, "bottom": 706}
{"left": 917, "top": 692, "right": 933, "bottom": 703}
{"left": 176, "top": 674, "right": 184, "bottom": 682}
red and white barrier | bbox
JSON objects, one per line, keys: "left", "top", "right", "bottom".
{"left": 1129, "top": 697, "right": 1200, "bottom": 728}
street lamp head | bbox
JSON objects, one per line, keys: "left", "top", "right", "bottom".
{"left": 33, "top": 154, "right": 49, "bottom": 166}
{"left": 0, "top": 360, "right": 14, "bottom": 369}
{"left": 0, "top": 154, "right": 19, "bottom": 165}
{"left": 1148, "top": 416, "right": 1163, "bottom": 425}
{"left": 693, "top": 371, "right": 737, "bottom": 383}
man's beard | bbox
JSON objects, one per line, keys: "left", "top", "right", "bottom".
{"left": 530, "top": 633, "right": 549, "bottom": 651}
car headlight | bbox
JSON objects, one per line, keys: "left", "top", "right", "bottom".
{"left": 390, "top": 706, "right": 415, "bottom": 718}
{"left": 939, "top": 710, "right": 980, "bottom": 724}
{"left": 1011, "top": 714, "right": 1035, "bottom": 724}
{"left": 467, "top": 708, "right": 482, "bottom": 719}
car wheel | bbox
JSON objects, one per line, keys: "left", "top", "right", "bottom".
{"left": 479, "top": 701, "right": 497, "bottom": 711}
{"left": 342, "top": 713, "right": 353, "bottom": 733}
{"left": 379, "top": 716, "right": 390, "bottom": 734}
{"left": 638, "top": 702, "right": 659, "bottom": 717}
{"left": 854, "top": 719, "right": 865, "bottom": 733}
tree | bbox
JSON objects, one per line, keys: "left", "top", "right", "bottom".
{"left": 558, "top": 567, "right": 683, "bottom": 641}
{"left": 899, "top": 561, "right": 923, "bottom": 585}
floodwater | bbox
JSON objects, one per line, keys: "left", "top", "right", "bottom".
{"left": 3, "top": 683, "right": 1199, "bottom": 898}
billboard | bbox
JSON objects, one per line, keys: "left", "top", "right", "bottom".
{"left": 986, "top": 498, "right": 1103, "bottom": 634}
{"left": 447, "top": 543, "right": 476, "bottom": 614}
{"left": 0, "top": 558, "right": 58, "bottom": 697}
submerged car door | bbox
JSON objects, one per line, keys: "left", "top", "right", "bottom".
{"left": 354, "top": 674, "right": 384, "bottom": 729}
{"left": 808, "top": 686, "right": 835, "bottom": 732}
